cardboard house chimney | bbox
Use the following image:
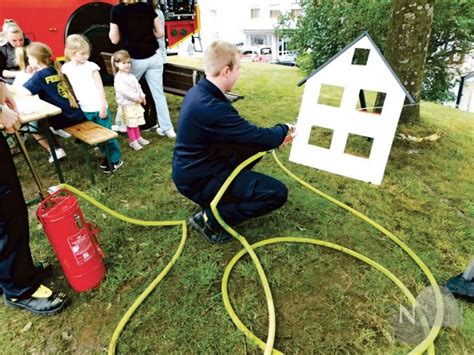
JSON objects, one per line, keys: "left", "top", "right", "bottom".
{"left": 290, "top": 32, "right": 414, "bottom": 185}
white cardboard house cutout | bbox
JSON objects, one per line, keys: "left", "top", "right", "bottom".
{"left": 289, "top": 32, "right": 414, "bottom": 185}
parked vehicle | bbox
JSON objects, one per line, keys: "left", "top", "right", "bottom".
{"left": 240, "top": 47, "right": 272, "bottom": 62}
{"left": 273, "top": 52, "right": 298, "bottom": 67}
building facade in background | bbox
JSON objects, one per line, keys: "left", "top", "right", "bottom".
{"left": 177, "top": 0, "right": 301, "bottom": 60}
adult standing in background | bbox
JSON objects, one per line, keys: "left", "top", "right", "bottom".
{"left": 155, "top": 1, "right": 168, "bottom": 65}
{"left": 0, "top": 20, "right": 31, "bottom": 84}
{"left": 109, "top": 0, "right": 176, "bottom": 139}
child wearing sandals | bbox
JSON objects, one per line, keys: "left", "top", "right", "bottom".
{"left": 112, "top": 50, "right": 150, "bottom": 151}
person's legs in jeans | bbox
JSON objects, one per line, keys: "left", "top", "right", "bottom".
{"left": 142, "top": 54, "right": 173, "bottom": 133}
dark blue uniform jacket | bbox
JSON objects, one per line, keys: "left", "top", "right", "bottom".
{"left": 172, "top": 78, "right": 288, "bottom": 195}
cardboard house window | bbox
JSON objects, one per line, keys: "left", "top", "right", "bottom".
{"left": 344, "top": 133, "right": 373, "bottom": 158}
{"left": 356, "top": 89, "right": 386, "bottom": 114}
{"left": 318, "top": 84, "right": 344, "bottom": 107}
{"left": 308, "top": 126, "right": 334, "bottom": 149}
{"left": 352, "top": 48, "right": 370, "bottom": 65}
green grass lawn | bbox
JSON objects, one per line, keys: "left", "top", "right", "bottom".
{"left": 1, "top": 57, "right": 473, "bottom": 353}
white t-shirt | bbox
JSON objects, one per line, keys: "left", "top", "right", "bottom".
{"left": 62, "top": 60, "right": 107, "bottom": 112}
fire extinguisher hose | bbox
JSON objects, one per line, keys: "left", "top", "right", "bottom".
{"left": 57, "top": 183, "right": 187, "bottom": 355}
{"left": 55, "top": 147, "right": 443, "bottom": 355}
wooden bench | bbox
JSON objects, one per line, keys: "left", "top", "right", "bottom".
{"left": 100, "top": 52, "right": 244, "bottom": 102}
{"left": 64, "top": 121, "right": 118, "bottom": 185}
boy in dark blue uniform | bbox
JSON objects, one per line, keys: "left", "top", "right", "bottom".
{"left": 172, "top": 41, "right": 295, "bottom": 244}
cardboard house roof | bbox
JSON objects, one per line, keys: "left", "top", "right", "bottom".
{"left": 297, "top": 31, "right": 415, "bottom": 104}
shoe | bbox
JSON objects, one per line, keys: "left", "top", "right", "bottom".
{"left": 3, "top": 284, "right": 69, "bottom": 315}
{"left": 48, "top": 148, "right": 67, "bottom": 163}
{"left": 99, "top": 158, "right": 108, "bottom": 169}
{"left": 49, "top": 127, "right": 71, "bottom": 139}
{"left": 188, "top": 211, "right": 233, "bottom": 244}
{"left": 137, "top": 137, "right": 150, "bottom": 146}
{"left": 103, "top": 160, "right": 124, "bottom": 174}
{"left": 111, "top": 124, "right": 127, "bottom": 133}
{"left": 142, "top": 123, "right": 159, "bottom": 132}
{"left": 129, "top": 141, "right": 143, "bottom": 151}
{"left": 156, "top": 127, "right": 176, "bottom": 139}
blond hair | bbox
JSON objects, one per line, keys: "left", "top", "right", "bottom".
{"left": 120, "top": 0, "right": 139, "bottom": 3}
{"left": 26, "top": 42, "right": 53, "bottom": 67}
{"left": 15, "top": 46, "right": 28, "bottom": 71}
{"left": 112, "top": 49, "right": 131, "bottom": 75}
{"left": 26, "top": 41, "right": 79, "bottom": 109}
{"left": 203, "top": 41, "right": 240, "bottom": 77}
{"left": 64, "top": 34, "right": 90, "bottom": 60}
{"left": 2, "top": 19, "right": 21, "bottom": 35}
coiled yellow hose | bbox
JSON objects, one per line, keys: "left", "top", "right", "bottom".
{"left": 56, "top": 147, "right": 443, "bottom": 354}
{"left": 57, "top": 184, "right": 187, "bottom": 355}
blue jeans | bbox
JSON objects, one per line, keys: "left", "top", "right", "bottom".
{"left": 132, "top": 53, "right": 173, "bottom": 132}
{"left": 83, "top": 110, "right": 122, "bottom": 163}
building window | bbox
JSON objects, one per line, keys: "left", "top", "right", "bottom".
{"left": 250, "top": 35, "right": 266, "bottom": 46}
{"left": 251, "top": 8, "right": 260, "bottom": 19}
{"left": 278, "top": 38, "right": 292, "bottom": 55}
{"left": 210, "top": 9, "right": 217, "bottom": 17}
{"left": 290, "top": 9, "right": 301, "bottom": 18}
{"left": 291, "top": 0, "right": 300, "bottom": 4}
{"left": 270, "top": 10, "right": 282, "bottom": 19}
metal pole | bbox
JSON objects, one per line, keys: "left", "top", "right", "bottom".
{"left": 13, "top": 131, "right": 48, "bottom": 199}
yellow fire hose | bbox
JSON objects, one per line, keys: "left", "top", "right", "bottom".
{"left": 53, "top": 149, "right": 443, "bottom": 355}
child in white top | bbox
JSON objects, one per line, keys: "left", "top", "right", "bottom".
{"left": 62, "top": 34, "right": 123, "bottom": 172}
{"left": 113, "top": 50, "right": 150, "bottom": 151}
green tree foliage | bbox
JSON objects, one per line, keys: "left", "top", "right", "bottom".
{"left": 422, "top": 0, "right": 474, "bottom": 102}
{"left": 278, "top": 0, "right": 473, "bottom": 103}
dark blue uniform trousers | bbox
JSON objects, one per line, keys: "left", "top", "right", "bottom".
{"left": 0, "top": 136, "right": 39, "bottom": 298}
{"left": 188, "top": 147, "right": 288, "bottom": 230}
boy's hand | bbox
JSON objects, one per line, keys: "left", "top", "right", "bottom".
{"left": 279, "top": 123, "right": 297, "bottom": 149}
{"left": 285, "top": 123, "right": 296, "bottom": 134}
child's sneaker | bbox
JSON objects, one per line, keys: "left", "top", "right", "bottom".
{"left": 111, "top": 124, "right": 127, "bottom": 133}
{"left": 99, "top": 158, "right": 108, "bottom": 169}
{"left": 156, "top": 127, "right": 176, "bottom": 139}
{"left": 137, "top": 137, "right": 150, "bottom": 146}
{"left": 130, "top": 141, "right": 142, "bottom": 151}
{"left": 48, "top": 148, "right": 67, "bottom": 163}
{"left": 103, "top": 160, "right": 124, "bottom": 174}
{"left": 49, "top": 127, "right": 72, "bottom": 139}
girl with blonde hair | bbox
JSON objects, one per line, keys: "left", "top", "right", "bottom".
{"left": 61, "top": 34, "right": 123, "bottom": 172}
{"left": 19, "top": 42, "right": 88, "bottom": 162}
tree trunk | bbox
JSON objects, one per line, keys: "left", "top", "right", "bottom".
{"left": 384, "top": 0, "right": 434, "bottom": 124}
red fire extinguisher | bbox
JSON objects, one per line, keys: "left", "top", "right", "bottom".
{"left": 36, "top": 189, "right": 106, "bottom": 292}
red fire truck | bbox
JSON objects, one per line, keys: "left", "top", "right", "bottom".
{"left": 1, "top": 0, "right": 199, "bottom": 71}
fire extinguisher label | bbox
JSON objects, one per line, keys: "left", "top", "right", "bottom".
{"left": 67, "top": 231, "right": 96, "bottom": 265}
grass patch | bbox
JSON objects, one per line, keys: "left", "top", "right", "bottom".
{"left": 1, "top": 57, "right": 473, "bottom": 353}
